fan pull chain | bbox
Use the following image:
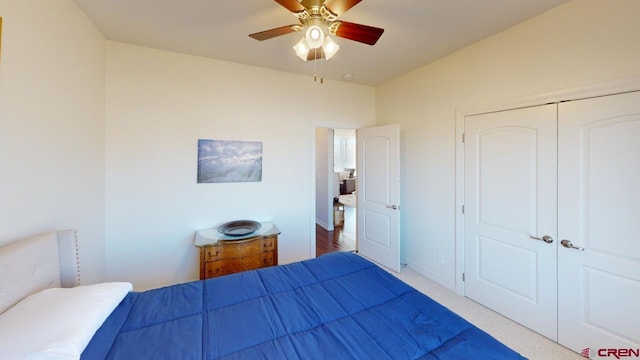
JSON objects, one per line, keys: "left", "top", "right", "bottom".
{"left": 320, "top": 54, "right": 324, "bottom": 84}
{"left": 313, "top": 48, "right": 318, "bottom": 82}
{"left": 311, "top": 49, "right": 324, "bottom": 84}
{"left": 310, "top": 49, "right": 324, "bottom": 84}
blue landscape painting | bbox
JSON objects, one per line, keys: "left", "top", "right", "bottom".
{"left": 197, "top": 139, "right": 263, "bottom": 183}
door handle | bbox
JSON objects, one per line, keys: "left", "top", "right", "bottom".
{"left": 530, "top": 235, "right": 553, "bottom": 244}
{"left": 386, "top": 205, "right": 398, "bottom": 210}
{"left": 561, "top": 239, "right": 585, "bottom": 251}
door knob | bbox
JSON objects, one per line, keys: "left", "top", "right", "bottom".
{"left": 530, "top": 235, "right": 554, "bottom": 244}
{"left": 561, "top": 239, "right": 585, "bottom": 251}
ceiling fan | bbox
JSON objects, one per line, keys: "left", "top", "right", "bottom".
{"left": 249, "top": 0, "right": 384, "bottom": 61}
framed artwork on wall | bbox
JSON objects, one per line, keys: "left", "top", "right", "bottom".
{"left": 197, "top": 139, "right": 263, "bottom": 183}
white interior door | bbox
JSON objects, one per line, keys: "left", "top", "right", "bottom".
{"left": 357, "top": 124, "right": 400, "bottom": 272}
{"left": 558, "top": 91, "right": 640, "bottom": 353}
{"left": 464, "top": 104, "right": 558, "bottom": 340}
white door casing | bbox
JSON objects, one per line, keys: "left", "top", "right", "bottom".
{"left": 464, "top": 104, "right": 558, "bottom": 340}
{"left": 357, "top": 124, "right": 401, "bottom": 272}
{"left": 558, "top": 91, "right": 640, "bottom": 352}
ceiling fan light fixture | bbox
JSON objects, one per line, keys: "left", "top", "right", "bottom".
{"left": 293, "top": 37, "right": 310, "bottom": 61}
{"left": 323, "top": 36, "right": 340, "bottom": 60}
{"left": 305, "top": 25, "right": 325, "bottom": 49}
{"left": 293, "top": 34, "right": 339, "bottom": 62}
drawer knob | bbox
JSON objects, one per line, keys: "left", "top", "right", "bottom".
{"left": 208, "top": 250, "right": 220, "bottom": 257}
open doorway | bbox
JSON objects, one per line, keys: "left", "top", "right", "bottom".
{"left": 315, "top": 128, "right": 356, "bottom": 256}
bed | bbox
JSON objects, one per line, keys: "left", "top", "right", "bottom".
{"left": 0, "top": 229, "right": 525, "bottom": 359}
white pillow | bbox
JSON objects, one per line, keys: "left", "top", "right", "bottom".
{"left": 0, "top": 282, "right": 132, "bottom": 360}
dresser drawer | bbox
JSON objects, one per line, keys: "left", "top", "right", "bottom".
{"left": 202, "top": 236, "right": 276, "bottom": 261}
{"left": 199, "top": 234, "right": 278, "bottom": 279}
{"left": 204, "top": 251, "right": 276, "bottom": 278}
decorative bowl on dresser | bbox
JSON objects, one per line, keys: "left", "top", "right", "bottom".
{"left": 195, "top": 221, "right": 280, "bottom": 279}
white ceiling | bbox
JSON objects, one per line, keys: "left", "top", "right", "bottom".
{"left": 73, "top": 0, "right": 570, "bottom": 86}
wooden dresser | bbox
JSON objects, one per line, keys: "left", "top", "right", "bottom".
{"left": 195, "top": 222, "right": 280, "bottom": 279}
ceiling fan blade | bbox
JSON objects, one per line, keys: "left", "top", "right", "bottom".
{"left": 323, "top": 0, "right": 362, "bottom": 17}
{"left": 274, "top": 0, "right": 307, "bottom": 13}
{"left": 333, "top": 21, "right": 384, "bottom": 45}
{"left": 249, "top": 25, "right": 301, "bottom": 41}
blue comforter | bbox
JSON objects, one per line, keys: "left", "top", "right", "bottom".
{"left": 82, "top": 252, "right": 525, "bottom": 359}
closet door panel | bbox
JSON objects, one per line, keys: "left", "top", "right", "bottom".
{"left": 464, "top": 104, "right": 558, "bottom": 340}
{"left": 558, "top": 91, "right": 640, "bottom": 353}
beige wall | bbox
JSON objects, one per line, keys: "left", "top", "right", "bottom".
{"left": 376, "top": 0, "right": 640, "bottom": 289}
{"left": 0, "top": 0, "right": 106, "bottom": 284}
{"left": 105, "top": 42, "right": 375, "bottom": 290}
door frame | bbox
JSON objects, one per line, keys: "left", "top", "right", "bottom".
{"left": 454, "top": 75, "right": 640, "bottom": 295}
{"left": 309, "top": 120, "right": 362, "bottom": 259}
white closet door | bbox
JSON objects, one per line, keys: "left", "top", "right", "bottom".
{"left": 558, "top": 91, "right": 640, "bottom": 353}
{"left": 464, "top": 104, "right": 558, "bottom": 340}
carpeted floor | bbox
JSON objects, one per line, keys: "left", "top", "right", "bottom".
{"left": 393, "top": 266, "right": 582, "bottom": 360}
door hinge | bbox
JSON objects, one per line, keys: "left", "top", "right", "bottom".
{"left": 461, "top": 205, "right": 465, "bottom": 214}
{"left": 462, "top": 133, "right": 465, "bottom": 143}
{"left": 462, "top": 273, "right": 465, "bottom": 282}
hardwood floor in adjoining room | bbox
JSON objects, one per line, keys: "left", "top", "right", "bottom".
{"left": 315, "top": 224, "right": 355, "bottom": 256}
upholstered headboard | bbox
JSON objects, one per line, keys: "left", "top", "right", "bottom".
{"left": 0, "top": 229, "right": 80, "bottom": 313}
